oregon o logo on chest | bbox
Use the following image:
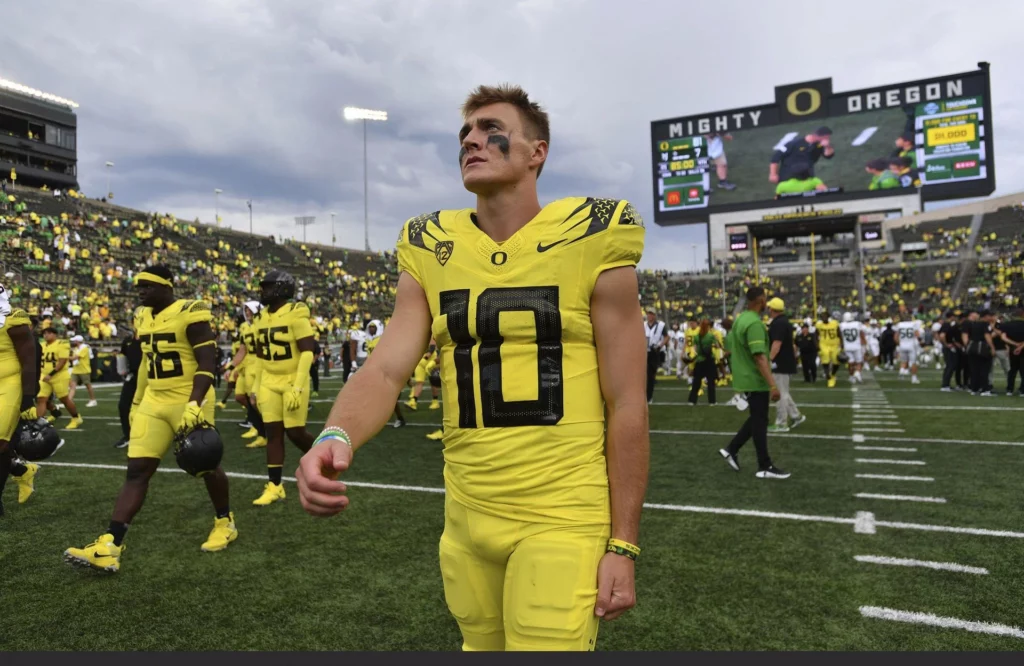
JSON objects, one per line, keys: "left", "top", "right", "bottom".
{"left": 786, "top": 88, "right": 822, "bottom": 116}
{"left": 490, "top": 251, "right": 508, "bottom": 266}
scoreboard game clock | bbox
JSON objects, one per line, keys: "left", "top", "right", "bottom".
{"left": 655, "top": 136, "right": 711, "bottom": 212}
{"left": 916, "top": 97, "right": 987, "bottom": 184}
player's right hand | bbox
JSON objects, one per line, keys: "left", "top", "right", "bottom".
{"left": 296, "top": 439, "right": 353, "bottom": 517}
{"left": 768, "top": 173, "right": 779, "bottom": 184}
{"left": 770, "top": 387, "right": 781, "bottom": 402}
{"left": 20, "top": 406, "right": 37, "bottom": 421}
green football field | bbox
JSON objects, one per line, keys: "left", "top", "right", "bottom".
{"left": 706, "top": 108, "right": 909, "bottom": 207}
{"left": 3, "top": 367, "right": 1024, "bottom": 651}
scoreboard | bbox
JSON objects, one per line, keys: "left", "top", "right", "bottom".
{"left": 916, "top": 97, "right": 987, "bottom": 184}
{"left": 654, "top": 136, "right": 711, "bottom": 212}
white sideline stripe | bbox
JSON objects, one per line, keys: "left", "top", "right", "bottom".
{"left": 854, "top": 511, "right": 876, "bottom": 534}
{"left": 854, "top": 555, "right": 987, "bottom": 575}
{"left": 851, "top": 127, "right": 879, "bottom": 146}
{"left": 855, "top": 446, "right": 917, "bottom": 452}
{"left": 859, "top": 606, "right": 1024, "bottom": 639}
{"left": 856, "top": 474, "right": 934, "bottom": 482}
{"left": 646, "top": 429, "right": 1024, "bottom": 448}
{"left": 38, "top": 462, "right": 1024, "bottom": 539}
{"left": 852, "top": 428, "right": 906, "bottom": 433}
{"left": 855, "top": 493, "right": 947, "bottom": 504}
{"left": 856, "top": 458, "right": 926, "bottom": 466}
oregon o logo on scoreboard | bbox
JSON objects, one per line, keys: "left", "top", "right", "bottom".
{"left": 786, "top": 88, "right": 822, "bottom": 117}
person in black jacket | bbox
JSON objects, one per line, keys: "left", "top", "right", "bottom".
{"left": 113, "top": 331, "right": 142, "bottom": 449}
{"left": 964, "top": 310, "right": 996, "bottom": 395}
{"left": 997, "top": 308, "right": 1024, "bottom": 395}
{"left": 879, "top": 323, "right": 896, "bottom": 369}
{"left": 795, "top": 323, "right": 818, "bottom": 383}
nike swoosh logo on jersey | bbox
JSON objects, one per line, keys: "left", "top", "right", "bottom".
{"left": 537, "top": 239, "right": 567, "bottom": 253}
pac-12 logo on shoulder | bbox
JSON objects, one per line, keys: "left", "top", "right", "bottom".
{"left": 434, "top": 240, "right": 454, "bottom": 266}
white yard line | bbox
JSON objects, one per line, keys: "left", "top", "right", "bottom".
{"left": 647, "top": 429, "right": 1024, "bottom": 448}
{"left": 856, "top": 458, "right": 926, "bottom": 466}
{"left": 852, "top": 428, "right": 906, "bottom": 433}
{"left": 855, "top": 446, "right": 917, "bottom": 452}
{"left": 859, "top": 606, "right": 1024, "bottom": 639}
{"left": 856, "top": 474, "right": 934, "bottom": 482}
{"left": 36, "top": 462, "right": 1024, "bottom": 539}
{"left": 854, "top": 555, "right": 987, "bottom": 575}
{"left": 855, "top": 493, "right": 946, "bottom": 504}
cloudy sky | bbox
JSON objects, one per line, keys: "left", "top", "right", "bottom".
{"left": 4, "top": 0, "right": 1022, "bottom": 270}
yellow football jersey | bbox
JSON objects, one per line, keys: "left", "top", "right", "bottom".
{"left": 136, "top": 299, "right": 213, "bottom": 403}
{"left": 816, "top": 319, "right": 840, "bottom": 347}
{"left": 252, "top": 301, "right": 314, "bottom": 376}
{"left": 41, "top": 339, "right": 71, "bottom": 376}
{"left": 238, "top": 321, "right": 257, "bottom": 368}
{"left": 0, "top": 307, "right": 31, "bottom": 380}
{"left": 72, "top": 344, "right": 92, "bottom": 374}
{"left": 396, "top": 196, "right": 645, "bottom": 525}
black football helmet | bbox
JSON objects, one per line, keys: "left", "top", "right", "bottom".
{"left": 13, "top": 418, "right": 63, "bottom": 461}
{"left": 837, "top": 350, "right": 850, "bottom": 365}
{"left": 173, "top": 422, "right": 224, "bottom": 477}
{"left": 259, "top": 270, "right": 296, "bottom": 305}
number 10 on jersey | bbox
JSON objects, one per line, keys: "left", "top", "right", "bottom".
{"left": 439, "top": 287, "right": 564, "bottom": 429}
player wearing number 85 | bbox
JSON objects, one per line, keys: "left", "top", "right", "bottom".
{"left": 64, "top": 265, "right": 236, "bottom": 573}
{"left": 298, "top": 84, "right": 650, "bottom": 651}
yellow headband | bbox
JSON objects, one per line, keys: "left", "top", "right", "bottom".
{"left": 134, "top": 271, "right": 173, "bottom": 288}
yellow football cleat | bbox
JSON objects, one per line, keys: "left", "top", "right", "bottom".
{"left": 241, "top": 427, "right": 258, "bottom": 439}
{"left": 827, "top": 377, "right": 837, "bottom": 388}
{"left": 65, "top": 416, "right": 84, "bottom": 430}
{"left": 428, "top": 400, "right": 440, "bottom": 410}
{"left": 14, "top": 462, "right": 39, "bottom": 504}
{"left": 404, "top": 398, "right": 417, "bottom": 410}
{"left": 311, "top": 391, "right": 319, "bottom": 398}
{"left": 64, "top": 534, "right": 123, "bottom": 573}
{"left": 216, "top": 401, "right": 227, "bottom": 409}
{"left": 245, "top": 436, "right": 267, "bottom": 449}
{"left": 201, "top": 513, "right": 238, "bottom": 552}
{"left": 252, "top": 482, "right": 286, "bottom": 506}
{"left": 426, "top": 429, "right": 444, "bottom": 440}
{"left": 45, "top": 415, "right": 56, "bottom": 424}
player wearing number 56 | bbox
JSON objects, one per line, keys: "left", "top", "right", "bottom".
{"left": 64, "top": 265, "right": 236, "bottom": 573}
{"left": 298, "top": 84, "right": 650, "bottom": 651}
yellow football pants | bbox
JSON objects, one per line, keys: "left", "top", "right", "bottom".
{"left": 438, "top": 493, "right": 609, "bottom": 651}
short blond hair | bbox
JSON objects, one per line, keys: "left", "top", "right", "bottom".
{"left": 461, "top": 84, "right": 550, "bottom": 177}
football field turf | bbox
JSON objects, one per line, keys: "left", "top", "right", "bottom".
{"left": 2, "top": 368, "right": 1023, "bottom": 651}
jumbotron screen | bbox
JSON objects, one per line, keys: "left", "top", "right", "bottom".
{"left": 650, "top": 65, "right": 995, "bottom": 225}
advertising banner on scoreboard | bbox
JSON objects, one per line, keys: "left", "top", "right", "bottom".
{"left": 651, "top": 66, "right": 995, "bottom": 225}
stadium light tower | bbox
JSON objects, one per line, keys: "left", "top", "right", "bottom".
{"left": 247, "top": 199, "right": 253, "bottom": 235}
{"left": 105, "top": 161, "right": 114, "bottom": 200}
{"left": 330, "top": 211, "right": 336, "bottom": 246}
{"left": 295, "top": 216, "right": 317, "bottom": 244}
{"left": 342, "top": 106, "right": 388, "bottom": 252}
{"left": 214, "top": 188, "right": 223, "bottom": 226}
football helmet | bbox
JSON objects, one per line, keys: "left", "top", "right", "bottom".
{"left": 13, "top": 418, "right": 63, "bottom": 461}
{"left": 837, "top": 351, "right": 850, "bottom": 365}
{"left": 174, "top": 422, "right": 224, "bottom": 477}
{"left": 259, "top": 270, "right": 296, "bottom": 305}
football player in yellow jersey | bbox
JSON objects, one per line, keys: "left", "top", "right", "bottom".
{"left": 815, "top": 312, "right": 841, "bottom": 388}
{"left": 64, "top": 266, "right": 236, "bottom": 572}
{"left": 297, "top": 85, "right": 649, "bottom": 651}
{"left": 404, "top": 339, "right": 441, "bottom": 412}
{"left": 36, "top": 327, "right": 84, "bottom": 430}
{"left": 0, "top": 283, "right": 46, "bottom": 516}
{"left": 249, "top": 270, "right": 317, "bottom": 506}
{"left": 228, "top": 301, "right": 267, "bottom": 449}
{"left": 69, "top": 335, "right": 98, "bottom": 407}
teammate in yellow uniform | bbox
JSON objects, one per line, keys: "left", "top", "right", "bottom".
{"left": 296, "top": 85, "right": 649, "bottom": 651}
{"left": 405, "top": 339, "right": 441, "bottom": 412}
{"left": 64, "top": 265, "right": 236, "bottom": 572}
{"left": 0, "top": 283, "right": 44, "bottom": 515}
{"left": 69, "top": 335, "right": 98, "bottom": 407}
{"left": 229, "top": 301, "right": 266, "bottom": 448}
{"left": 815, "top": 312, "right": 841, "bottom": 388}
{"left": 250, "top": 270, "right": 316, "bottom": 506}
{"left": 36, "top": 327, "right": 83, "bottom": 430}
{"left": 422, "top": 349, "right": 444, "bottom": 441}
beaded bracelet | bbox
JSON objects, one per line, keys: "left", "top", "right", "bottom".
{"left": 315, "top": 426, "right": 352, "bottom": 448}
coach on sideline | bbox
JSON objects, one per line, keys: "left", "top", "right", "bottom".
{"left": 767, "top": 297, "right": 804, "bottom": 432}
{"left": 644, "top": 308, "right": 668, "bottom": 404}
{"left": 718, "top": 286, "right": 790, "bottom": 479}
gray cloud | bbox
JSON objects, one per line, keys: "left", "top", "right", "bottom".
{"left": 4, "top": 0, "right": 1022, "bottom": 269}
